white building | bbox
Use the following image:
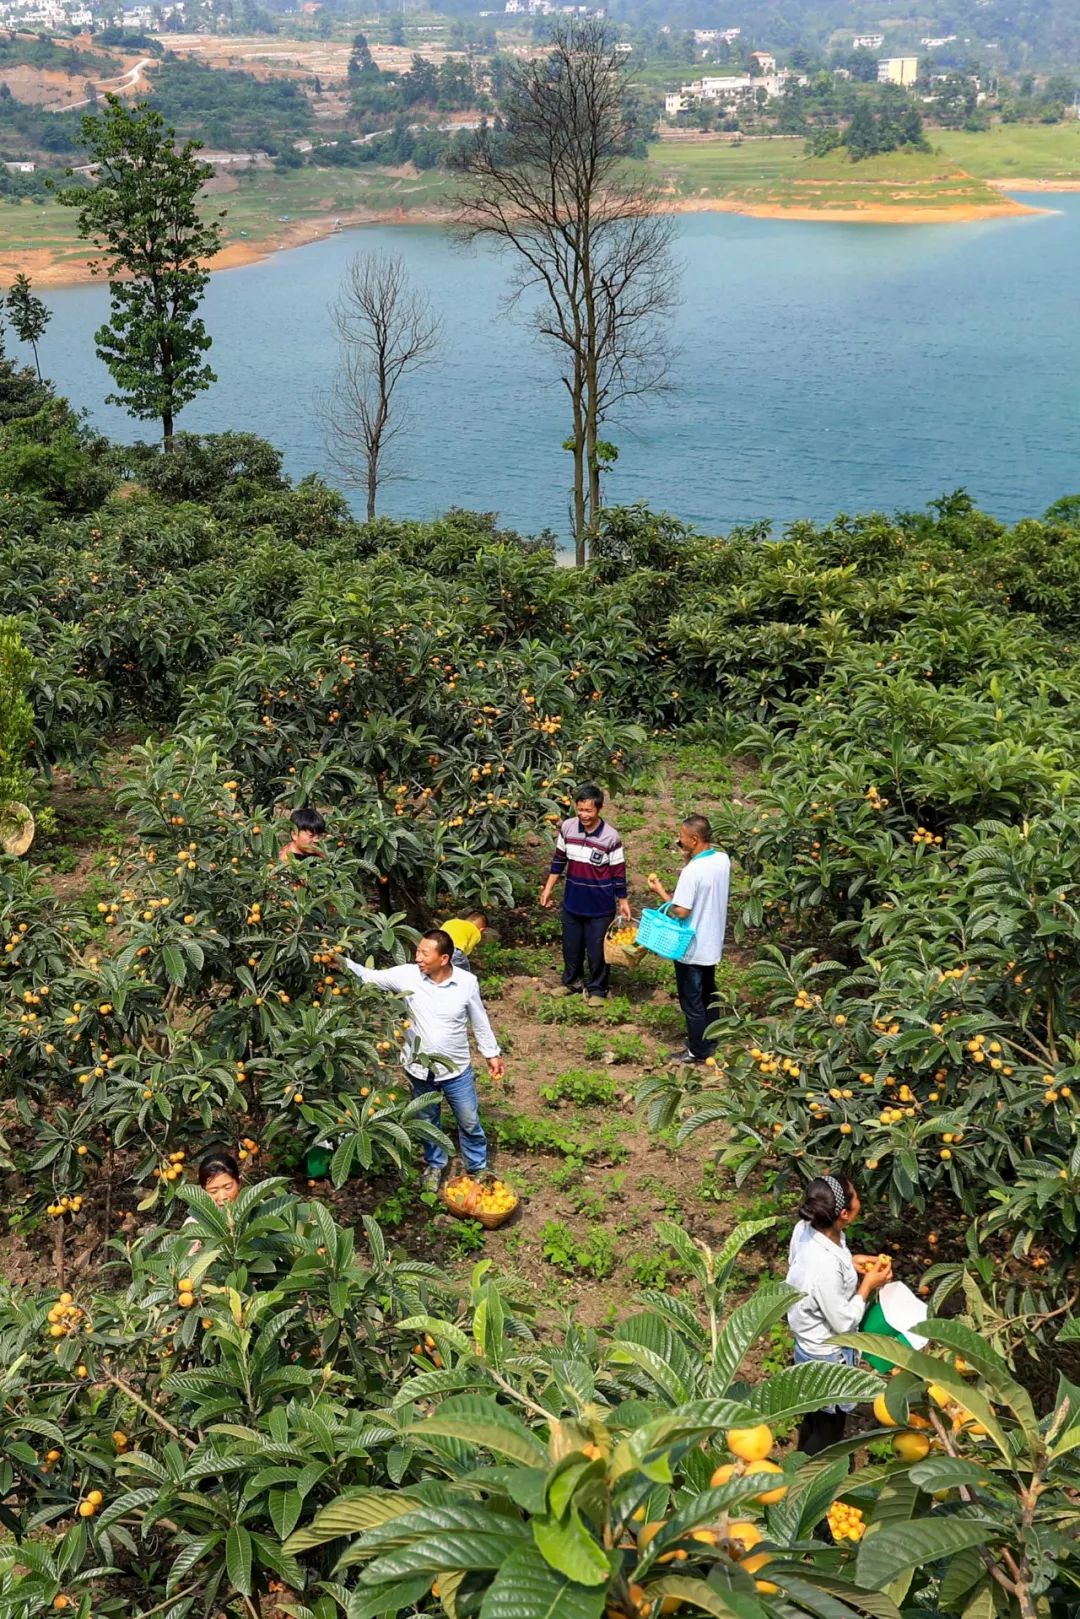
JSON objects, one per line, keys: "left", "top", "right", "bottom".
{"left": 852, "top": 33, "right": 884, "bottom": 51}
{"left": 921, "top": 35, "right": 957, "bottom": 48}
{"left": 878, "top": 56, "right": 919, "bottom": 86}
{"left": 674, "top": 69, "right": 797, "bottom": 111}
{"left": 693, "top": 26, "right": 740, "bottom": 44}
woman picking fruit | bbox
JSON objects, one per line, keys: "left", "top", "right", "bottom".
{"left": 182, "top": 1148, "right": 243, "bottom": 1255}
{"left": 786, "top": 1173, "right": 891, "bottom": 1454}
{"left": 197, "top": 1148, "right": 242, "bottom": 1207}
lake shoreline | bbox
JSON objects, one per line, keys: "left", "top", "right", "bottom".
{"left": 6, "top": 183, "right": 1053, "bottom": 289}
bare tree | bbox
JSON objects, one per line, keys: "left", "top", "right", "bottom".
{"left": 320, "top": 252, "right": 440, "bottom": 522}
{"left": 452, "top": 19, "right": 677, "bottom": 564}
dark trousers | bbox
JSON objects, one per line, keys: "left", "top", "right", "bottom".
{"left": 797, "top": 1409, "right": 847, "bottom": 1457}
{"left": 674, "top": 961, "right": 717, "bottom": 1058}
{"left": 562, "top": 909, "right": 613, "bottom": 996}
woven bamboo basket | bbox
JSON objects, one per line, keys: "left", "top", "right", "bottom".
{"left": 604, "top": 918, "right": 646, "bottom": 969}
{"left": 441, "top": 1174, "right": 519, "bottom": 1230}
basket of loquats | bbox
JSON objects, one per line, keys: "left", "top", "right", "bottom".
{"left": 441, "top": 1172, "right": 519, "bottom": 1230}
{"left": 604, "top": 916, "right": 646, "bottom": 969}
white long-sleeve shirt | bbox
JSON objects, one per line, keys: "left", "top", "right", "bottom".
{"left": 785, "top": 1219, "right": 866, "bottom": 1357}
{"left": 342, "top": 959, "right": 500, "bottom": 1083}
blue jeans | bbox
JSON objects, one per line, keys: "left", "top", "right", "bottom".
{"left": 410, "top": 1064, "right": 488, "bottom": 1172}
{"left": 674, "top": 961, "right": 717, "bottom": 1057}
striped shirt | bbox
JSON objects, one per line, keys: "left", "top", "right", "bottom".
{"left": 549, "top": 817, "right": 627, "bottom": 917}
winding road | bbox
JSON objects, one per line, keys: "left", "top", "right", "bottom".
{"left": 66, "top": 57, "right": 155, "bottom": 111}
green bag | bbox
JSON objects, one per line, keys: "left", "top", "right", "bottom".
{"left": 861, "top": 1298, "right": 907, "bottom": 1373}
{"left": 305, "top": 1142, "right": 333, "bottom": 1180}
{"left": 861, "top": 1281, "right": 931, "bottom": 1371}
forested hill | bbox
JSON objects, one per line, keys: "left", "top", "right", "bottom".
{"left": 613, "top": 0, "right": 1080, "bottom": 69}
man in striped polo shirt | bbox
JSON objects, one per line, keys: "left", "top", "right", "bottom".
{"left": 539, "top": 783, "right": 631, "bottom": 1003}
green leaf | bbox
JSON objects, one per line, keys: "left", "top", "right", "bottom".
{"left": 646, "top": 1575, "right": 766, "bottom": 1618}
{"left": 548, "top": 1456, "right": 598, "bottom": 1521}
{"left": 350, "top": 1577, "right": 432, "bottom": 1618}
{"left": 710, "top": 1284, "right": 800, "bottom": 1396}
{"left": 396, "top": 1314, "right": 472, "bottom": 1355}
{"left": 405, "top": 1398, "right": 548, "bottom": 1467}
{"left": 792, "top": 1574, "right": 903, "bottom": 1618}
{"left": 713, "top": 1217, "right": 778, "bottom": 1279}
{"left": 907, "top": 1458, "right": 994, "bottom": 1492}
{"left": 767, "top": 1456, "right": 850, "bottom": 1543}
{"left": 832, "top": 1336, "right": 1011, "bottom": 1459}
{"left": 225, "top": 1524, "right": 253, "bottom": 1597}
{"left": 778, "top": 1570, "right": 902, "bottom": 1619}
{"left": 479, "top": 1543, "right": 606, "bottom": 1619}
{"left": 915, "top": 1319, "right": 1039, "bottom": 1445}
{"left": 961, "top": 1580, "right": 996, "bottom": 1619}
{"left": 632, "top": 1399, "right": 750, "bottom": 1458}
{"left": 938, "top": 1546, "right": 986, "bottom": 1608}
{"left": 740, "top": 1363, "right": 882, "bottom": 1423}
{"left": 532, "top": 1508, "right": 610, "bottom": 1587}
{"left": 268, "top": 1488, "right": 303, "bottom": 1542}
{"left": 867, "top": 1474, "right": 918, "bottom": 1531}
{"left": 360, "top": 1525, "right": 527, "bottom": 1582}
{"left": 476, "top": 1285, "right": 506, "bottom": 1373}
{"left": 285, "top": 1489, "right": 423, "bottom": 1554}
{"left": 855, "top": 1517, "right": 996, "bottom": 1589}
{"left": 500, "top": 1467, "right": 550, "bottom": 1515}
{"left": 605, "top": 1340, "right": 689, "bottom": 1405}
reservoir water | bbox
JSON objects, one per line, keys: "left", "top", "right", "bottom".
{"left": 40, "top": 194, "right": 1080, "bottom": 536}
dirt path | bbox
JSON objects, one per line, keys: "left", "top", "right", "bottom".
{"left": 401, "top": 752, "right": 767, "bottom": 1323}
{"left": 66, "top": 56, "right": 154, "bottom": 110}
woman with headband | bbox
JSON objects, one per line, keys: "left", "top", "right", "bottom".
{"left": 786, "top": 1174, "right": 892, "bottom": 1457}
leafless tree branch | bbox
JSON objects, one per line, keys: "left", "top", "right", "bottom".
{"left": 451, "top": 18, "right": 678, "bottom": 563}
{"left": 318, "top": 251, "right": 441, "bottom": 522}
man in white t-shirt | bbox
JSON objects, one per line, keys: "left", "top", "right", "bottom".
{"left": 646, "top": 814, "right": 731, "bottom": 1066}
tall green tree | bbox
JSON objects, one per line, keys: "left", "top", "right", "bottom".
{"left": 347, "top": 30, "right": 378, "bottom": 82}
{"left": 5, "top": 273, "right": 51, "bottom": 381}
{"left": 55, "top": 94, "right": 222, "bottom": 444}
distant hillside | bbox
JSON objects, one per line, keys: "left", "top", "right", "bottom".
{"left": 612, "top": 0, "right": 1080, "bottom": 70}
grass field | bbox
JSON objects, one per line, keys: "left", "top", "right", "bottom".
{"left": 0, "top": 164, "right": 454, "bottom": 281}
{"left": 934, "top": 122, "right": 1080, "bottom": 181}
{"left": 643, "top": 137, "right": 1013, "bottom": 213}
{"left": 214, "top": 164, "right": 452, "bottom": 234}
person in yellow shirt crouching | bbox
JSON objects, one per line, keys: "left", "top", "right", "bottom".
{"left": 440, "top": 911, "right": 488, "bottom": 973}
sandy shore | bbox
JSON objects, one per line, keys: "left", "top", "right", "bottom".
{"left": 1, "top": 182, "right": 1055, "bottom": 288}
{"left": 0, "top": 203, "right": 450, "bottom": 287}
{"left": 986, "top": 177, "right": 1080, "bottom": 193}
{"left": 675, "top": 194, "right": 1044, "bottom": 225}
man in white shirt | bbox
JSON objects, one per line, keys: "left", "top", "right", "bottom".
{"left": 646, "top": 813, "right": 731, "bottom": 1066}
{"left": 339, "top": 929, "right": 504, "bottom": 1192}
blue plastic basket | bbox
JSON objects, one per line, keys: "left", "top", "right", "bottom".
{"left": 636, "top": 903, "right": 696, "bottom": 963}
